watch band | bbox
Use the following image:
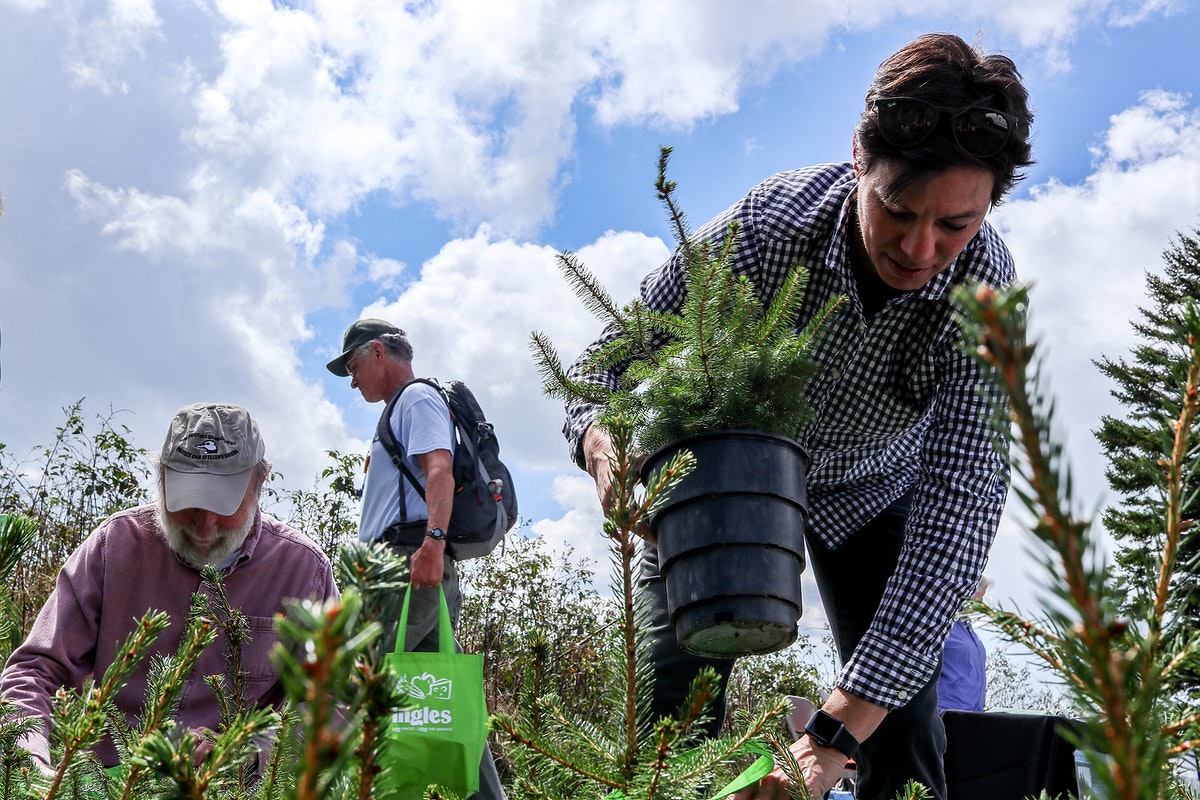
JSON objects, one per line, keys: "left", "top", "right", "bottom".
{"left": 803, "top": 709, "right": 860, "bottom": 759}
{"left": 425, "top": 527, "right": 447, "bottom": 541}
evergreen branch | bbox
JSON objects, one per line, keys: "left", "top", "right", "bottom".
{"left": 1151, "top": 305, "right": 1200, "bottom": 653}
{"left": 528, "top": 331, "right": 615, "bottom": 408}
{"left": 45, "top": 611, "right": 170, "bottom": 800}
{"left": 1165, "top": 710, "right": 1200, "bottom": 739}
{"left": 757, "top": 265, "right": 807, "bottom": 346}
{"left": 979, "top": 607, "right": 1070, "bottom": 667}
{"left": 0, "top": 515, "right": 38, "bottom": 587}
{"left": 661, "top": 699, "right": 792, "bottom": 792}
{"left": 198, "top": 565, "right": 253, "bottom": 724}
{"left": 761, "top": 728, "right": 816, "bottom": 800}
{"left": 655, "top": 146, "right": 692, "bottom": 266}
{"left": 955, "top": 283, "right": 1200, "bottom": 800}
{"left": 272, "top": 593, "right": 380, "bottom": 800}
{"left": 554, "top": 250, "right": 626, "bottom": 330}
{"left": 117, "top": 598, "right": 217, "bottom": 800}
{"left": 491, "top": 713, "right": 623, "bottom": 790}
{"left": 688, "top": 261, "right": 727, "bottom": 411}
{"left": 605, "top": 415, "right": 647, "bottom": 773}
{"left": 333, "top": 542, "right": 407, "bottom": 669}
{"left": 1166, "top": 738, "right": 1200, "bottom": 760}
{"left": 141, "top": 603, "right": 216, "bottom": 732}
{"left": 350, "top": 658, "right": 395, "bottom": 800}
{"left": 257, "top": 701, "right": 301, "bottom": 800}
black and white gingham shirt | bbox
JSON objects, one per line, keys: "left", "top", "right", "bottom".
{"left": 563, "top": 162, "right": 1012, "bottom": 709}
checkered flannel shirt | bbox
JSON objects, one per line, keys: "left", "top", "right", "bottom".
{"left": 563, "top": 162, "right": 1012, "bottom": 709}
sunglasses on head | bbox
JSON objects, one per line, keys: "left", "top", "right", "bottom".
{"left": 873, "top": 96, "right": 1018, "bottom": 158}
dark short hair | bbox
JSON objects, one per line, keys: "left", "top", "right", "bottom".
{"left": 854, "top": 33, "right": 1034, "bottom": 206}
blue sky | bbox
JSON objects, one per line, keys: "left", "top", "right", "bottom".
{"left": 3, "top": 1, "right": 1200, "bottom": 652}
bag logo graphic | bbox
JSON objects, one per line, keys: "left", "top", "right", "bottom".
{"left": 393, "top": 671, "right": 454, "bottom": 728}
{"left": 397, "top": 671, "right": 452, "bottom": 700}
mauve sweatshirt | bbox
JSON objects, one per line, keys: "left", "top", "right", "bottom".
{"left": 0, "top": 505, "right": 339, "bottom": 766}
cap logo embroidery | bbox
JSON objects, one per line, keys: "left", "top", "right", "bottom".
{"left": 176, "top": 432, "right": 242, "bottom": 461}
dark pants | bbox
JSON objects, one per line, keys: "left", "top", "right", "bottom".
{"left": 641, "top": 492, "right": 947, "bottom": 800}
{"left": 639, "top": 544, "right": 733, "bottom": 736}
{"left": 807, "top": 492, "right": 947, "bottom": 800}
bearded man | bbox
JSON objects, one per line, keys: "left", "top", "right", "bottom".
{"left": 0, "top": 402, "right": 339, "bottom": 772}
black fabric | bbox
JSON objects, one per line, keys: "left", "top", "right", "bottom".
{"left": 376, "top": 377, "right": 517, "bottom": 546}
{"left": 942, "top": 710, "right": 1080, "bottom": 800}
{"left": 637, "top": 543, "right": 734, "bottom": 739}
{"left": 806, "top": 490, "right": 948, "bottom": 800}
{"left": 380, "top": 520, "right": 427, "bottom": 547}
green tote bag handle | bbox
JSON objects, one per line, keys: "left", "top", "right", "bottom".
{"left": 395, "top": 584, "right": 454, "bottom": 654}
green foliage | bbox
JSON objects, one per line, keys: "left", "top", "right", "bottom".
{"left": 530, "top": 147, "right": 844, "bottom": 454}
{"left": 493, "top": 415, "right": 791, "bottom": 799}
{"left": 457, "top": 535, "right": 620, "bottom": 770}
{"left": 956, "top": 281, "right": 1200, "bottom": 800}
{"left": 46, "top": 610, "right": 173, "bottom": 800}
{"left": 0, "top": 401, "right": 151, "bottom": 632}
{"left": 266, "top": 450, "right": 364, "bottom": 565}
{"left": 272, "top": 591, "right": 386, "bottom": 800}
{"left": 0, "top": 701, "right": 41, "bottom": 797}
{"left": 0, "top": 515, "right": 38, "bottom": 663}
{"left": 1094, "top": 228, "right": 1200, "bottom": 696}
{"left": 332, "top": 542, "right": 410, "bottom": 667}
{"left": 722, "top": 640, "right": 826, "bottom": 737}
{"left": 982, "top": 649, "right": 1075, "bottom": 716}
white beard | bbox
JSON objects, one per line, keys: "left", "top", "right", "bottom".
{"left": 155, "top": 500, "right": 255, "bottom": 570}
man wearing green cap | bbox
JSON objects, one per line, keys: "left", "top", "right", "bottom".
{"left": 0, "top": 402, "right": 340, "bottom": 773}
{"left": 328, "top": 318, "right": 505, "bottom": 800}
{"left": 326, "top": 319, "right": 457, "bottom": 648}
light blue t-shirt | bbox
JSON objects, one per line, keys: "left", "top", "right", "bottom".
{"left": 359, "top": 382, "right": 454, "bottom": 542}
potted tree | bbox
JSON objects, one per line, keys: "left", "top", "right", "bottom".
{"left": 531, "top": 147, "right": 844, "bottom": 658}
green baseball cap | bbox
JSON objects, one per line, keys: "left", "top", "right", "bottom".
{"left": 326, "top": 318, "right": 400, "bottom": 377}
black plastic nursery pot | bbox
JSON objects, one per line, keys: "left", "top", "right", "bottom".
{"left": 640, "top": 430, "right": 810, "bottom": 658}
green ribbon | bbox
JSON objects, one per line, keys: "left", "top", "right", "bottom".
{"left": 708, "top": 752, "right": 774, "bottom": 800}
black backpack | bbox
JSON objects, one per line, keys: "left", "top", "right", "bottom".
{"left": 376, "top": 378, "right": 517, "bottom": 559}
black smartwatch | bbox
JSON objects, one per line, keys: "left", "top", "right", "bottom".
{"left": 803, "top": 710, "right": 860, "bottom": 759}
{"left": 425, "top": 527, "right": 447, "bottom": 541}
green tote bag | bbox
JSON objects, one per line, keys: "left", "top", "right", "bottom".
{"left": 378, "top": 585, "right": 488, "bottom": 800}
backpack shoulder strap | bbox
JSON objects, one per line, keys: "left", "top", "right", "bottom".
{"left": 375, "top": 381, "right": 434, "bottom": 515}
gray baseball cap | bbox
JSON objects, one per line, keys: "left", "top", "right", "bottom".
{"left": 326, "top": 318, "right": 400, "bottom": 377}
{"left": 160, "top": 403, "right": 266, "bottom": 515}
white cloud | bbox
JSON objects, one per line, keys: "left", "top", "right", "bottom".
{"left": 1107, "top": 0, "right": 1187, "bottom": 28}
{"left": 63, "top": 0, "right": 164, "bottom": 94}
{"left": 0, "top": 0, "right": 48, "bottom": 11}
{"left": 529, "top": 473, "right": 612, "bottom": 591}
{"left": 175, "top": 0, "right": 1186, "bottom": 239}
{"left": 585, "top": 0, "right": 843, "bottom": 127}
{"left": 1, "top": 0, "right": 1196, "bottom": 634}
{"left": 351, "top": 226, "right": 668, "bottom": 468}
{"left": 993, "top": 89, "right": 1200, "bottom": 425}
